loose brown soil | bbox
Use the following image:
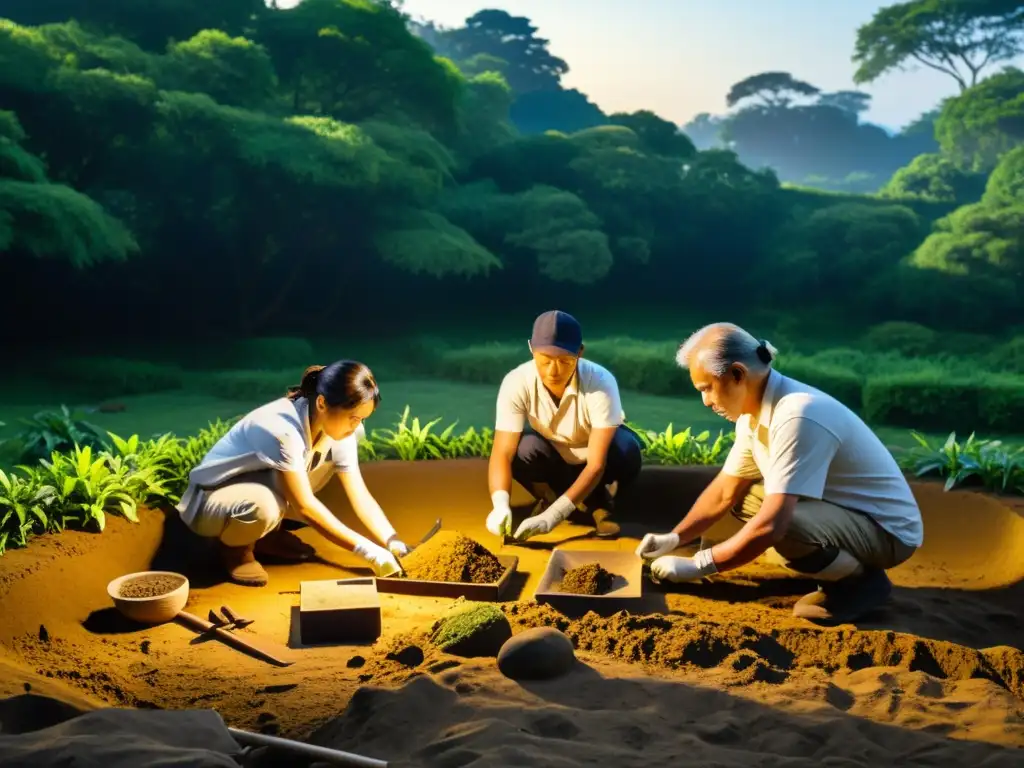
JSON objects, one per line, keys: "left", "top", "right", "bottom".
{"left": 559, "top": 563, "right": 615, "bottom": 595}
{"left": 400, "top": 531, "right": 505, "bottom": 584}
{"left": 117, "top": 574, "right": 185, "bottom": 599}
{"left": 1, "top": 460, "right": 1023, "bottom": 765}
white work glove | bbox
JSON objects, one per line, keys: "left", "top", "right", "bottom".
{"left": 514, "top": 495, "right": 576, "bottom": 541}
{"left": 353, "top": 539, "right": 402, "bottom": 578}
{"left": 649, "top": 548, "right": 718, "bottom": 583}
{"left": 635, "top": 532, "right": 681, "bottom": 560}
{"left": 385, "top": 534, "right": 410, "bottom": 558}
{"left": 485, "top": 490, "right": 513, "bottom": 537}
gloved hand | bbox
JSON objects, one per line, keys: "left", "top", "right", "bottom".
{"left": 485, "top": 490, "right": 513, "bottom": 536}
{"left": 386, "top": 535, "right": 410, "bottom": 558}
{"left": 649, "top": 548, "right": 718, "bottom": 583}
{"left": 635, "top": 532, "right": 681, "bottom": 559}
{"left": 354, "top": 539, "right": 403, "bottom": 578}
{"left": 514, "top": 495, "right": 576, "bottom": 541}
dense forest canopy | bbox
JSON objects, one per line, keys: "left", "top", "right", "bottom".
{"left": 0, "top": 0, "right": 1020, "bottom": 347}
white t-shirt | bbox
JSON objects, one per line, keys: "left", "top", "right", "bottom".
{"left": 723, "top": 370, "right": 923, "bottom": 548}
{"left": 176, "top": 396, "right": 361, "bottom": 526}
{"left": 495, "top": 358, "right": 624, "bottom": 464}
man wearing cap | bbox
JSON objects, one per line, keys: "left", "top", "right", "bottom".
{"left": 634, "top": 322, "right": 923, "bottom": 624}
{"left": 485, "top": 310, "right": 643, "bottom": 541}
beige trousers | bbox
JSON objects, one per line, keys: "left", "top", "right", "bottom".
{"left": 735, "top": 484, "right": 916, "bottom": 573}
{"left": 187, "top": 469, "right": 328, "bottom": 547}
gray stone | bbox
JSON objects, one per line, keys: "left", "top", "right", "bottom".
{"left": 496, "top": 627, "right": 576, "bottom": 681}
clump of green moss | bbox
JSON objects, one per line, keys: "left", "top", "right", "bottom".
{"left": 429, "top": 601, "right": 512, "bottom": 657}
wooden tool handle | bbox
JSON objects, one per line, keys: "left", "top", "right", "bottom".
{"left": 176, "top": 610, "right": 293, "bottom": 667}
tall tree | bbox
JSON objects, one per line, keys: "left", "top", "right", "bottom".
{"left": 816, "top": 90, "right": 872, "bottom": 115}
{"left": 725, "top": 72, "right": 820, "bottom": 109}
{"left": 853, "top": 0, "right": 1024, "bottom": 92}
{"left": 442, "top": 10, "right": 568, "bottom": 94}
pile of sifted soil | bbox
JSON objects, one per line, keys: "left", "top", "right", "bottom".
{"left": 400, "top": 532, "right": 504, "bottom": 584}
{"left": 559, "top": 563, "right": 615, "bottom": 595}
{"left": 118, "top": 574, "right": 185, "bottom": 599}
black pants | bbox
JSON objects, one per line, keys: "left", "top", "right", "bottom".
{"left": 511, "top": 426, "right": 643, "bottom": 513}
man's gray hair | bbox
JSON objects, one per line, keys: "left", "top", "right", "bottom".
{"left": 676, "top": 322, "right": 779, "bottom": 377}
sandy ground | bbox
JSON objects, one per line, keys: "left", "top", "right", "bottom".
{"left": 1, "top": 460, "right": 1023, "bottom": 766}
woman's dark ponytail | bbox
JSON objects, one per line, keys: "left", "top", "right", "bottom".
{"left": 286, "top": 365, "right": 325, "bottom": 400}
{"left": 285, "top": 361, "right": 380, "bottom": 410}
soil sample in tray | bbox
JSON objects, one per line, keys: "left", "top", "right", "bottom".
{"left": 559, "top": 563, "right": 616, "bottom": 595}
{"left": 119, "top": 573, "right": 186, "bottom": 599}
{"left": 401, "top": 532, "right": 505, "bottom": 584}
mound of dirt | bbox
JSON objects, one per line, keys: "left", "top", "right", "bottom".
{"left": 400, "top": 532, "right": 504, "bottom": 584}
{"left": 559, "top": 563, "right": 615, "bottom": 595}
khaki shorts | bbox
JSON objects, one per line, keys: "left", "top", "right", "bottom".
{"left": 735, "top": 483, "right": 917, "bottom": 571}
{"left": 186, "top": 468, "right": 331, "bottom": 547}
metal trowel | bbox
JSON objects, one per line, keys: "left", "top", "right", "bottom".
{"left": 394, "top": 518, "right": 442, "bottom": 576}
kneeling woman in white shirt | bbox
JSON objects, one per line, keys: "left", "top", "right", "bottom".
{"left": 176, "top": 360, "right": 408, "bottom": 586}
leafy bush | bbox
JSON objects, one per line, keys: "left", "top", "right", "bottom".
{"left": 585, "top": 338, "right": 688, "bottom": 396}
{"left": 225, "top": 337, "right": 315, "bottom": 371}
{"left": 994, "top": 336, "right": 1024, "bottom": 374}
{"left": 201, "top": 370, "right": 295, "bottom": 401}
{"left": 1, "top": 405, "right": 110, "bottom": 464}
{"left": 863, "top": 374, "right": 1024, "bottom": 432}
{"left": 773, "top": 355, "right": 863, "bottom": 410}
{"left": 895, "top": 432, "right": 1023, "bottom": 494}
{"left": 48, "top": 357, "right": 183, "bottom": 398}
{"left": 860, "top": 322, "right": 938, "bottom": 357}
{"left": 2, "top": 403, "right": 1022, "bottom": 556}
{"left": 628, "top": 423, "right": 734, "bottom": 465}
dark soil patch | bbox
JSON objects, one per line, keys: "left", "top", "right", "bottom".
{"left": 559, "top": 563, "right": 615, "bottom": 595}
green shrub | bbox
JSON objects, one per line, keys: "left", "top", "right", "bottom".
{"left": 863, "top": 373, "right": 1024, "bottom": 432}
{"left": 49, "top": 357, "right": 183, "bottom": 398}
{"left": 860, "top": 322, "right": 938, "bottom": 357}
{"left": 425, "top": 337, "right": 694, "bottom": 396}
{"left": 225, "top": 336, "right": 315, "bottom": 371}
{"left": 774, "top": 355, "right": 864, "bottom": 410}
{"left": 200, "top": 370, "right": 295, "bottom": 401}
{"left": 994, "top": 336, "right": 1024, "bottom": 374}
{"left": 1, "top": 405, "right": 109, "bottom": 464}
{"left": 429, "top": 342, "right": 523, "bottom": 384}
{"left": 585, "top": 338, "right": 689, "bottom": 396}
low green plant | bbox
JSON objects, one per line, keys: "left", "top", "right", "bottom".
{"left": 37, "top": 444, "right": 160, "bottom": 532}
{"left": 0, "top": 467, "right": 55, "bottom": 555}
{"left": 5, "top": 406, "right": 110, "bottom": 464}
{"left": 628, "top": 422, "right": 734, "bottom": 466}
{"left": 2, "top": 404, "right": 1022, "bottom": 558}
{"left": 895, "top": 431, "right": 1024, "bottom": 494}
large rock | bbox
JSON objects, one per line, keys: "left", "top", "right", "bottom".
{"left": 497, "top": 627, "right": 576, "bottom": 681}
{"left": 429, "top": 602, "right": 512, "bottom": 658}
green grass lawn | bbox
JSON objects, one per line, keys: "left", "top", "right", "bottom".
{"left": 0, "top": 375, "right": 975, "bottom": 456}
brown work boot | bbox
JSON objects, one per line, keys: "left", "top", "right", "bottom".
{"left": 254, "top": 527, "right": 314, "bottom": 562}
{"left": 220, "top": 543, "right": 269, "bottom": 587}
{"left": 591, "top": 508, "right": 620, "bottom": 539}
{"left": 793, "top": 568, "right": 892, "bottom": 624}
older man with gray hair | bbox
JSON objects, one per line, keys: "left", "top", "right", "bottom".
{"left": 635, "top": 322, "right": 923, "bottom": 624}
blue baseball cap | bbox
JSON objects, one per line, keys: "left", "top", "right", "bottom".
{"left": 530, "top": 310, "right": 583, "bottom": 354}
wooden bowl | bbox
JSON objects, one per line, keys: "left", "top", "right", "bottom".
{"left": 107, "top": 570, "right": 189, "bottom": 625}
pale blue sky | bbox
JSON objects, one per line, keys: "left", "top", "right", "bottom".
{"left": 279, "top": 0, "right": 1023, "bottom": 130}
